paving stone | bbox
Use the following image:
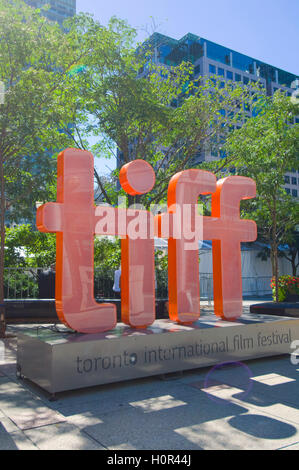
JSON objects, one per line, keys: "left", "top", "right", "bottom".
{"left": 0, "top": 411, "right": 21, "bottom": 433}
{"left": 182, "top": 357, "right": 299, "bottom": 410}
{"left": 279, "top": 441, "right": 299, "bottom": 450}
{"left": 0, "top": 363, "right": 16, "bottom": 377}
{"left": 50, "top": 378, "right": 189, "bottom": 417}
{"left": 82, "top": 395, "right": 246, "bottom": 450}
{"left": 238, "top": 378, "right": 299, "bottom": 410}
{"left": 24, "top": 422, "right": 106, "bottom": 450}
{"left": 129, "top": 395, "right": 187, "bottom": 413}
{"left": 0, "top": 377, "right": 65, "bottom": 430}
{"left": 243, "top": 402, "right": 299, "bottom": 426}
{"left": 175, "top": 410, "right": 299, "bottom": 450}
{"left": 66, "top": 412, "right": 104, "bottom": 429}
{"left": 251, "top": 373, "right": 296, "bottom": 386}
{"left": 0, "top": 425, "right": 37, "bottom": 450}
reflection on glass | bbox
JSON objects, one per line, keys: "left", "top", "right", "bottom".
{"left": 206, "top": 40, "right": 231, "bottom": 65}
{"left": 232, "top": 52, "right": 254, "bottom": 74}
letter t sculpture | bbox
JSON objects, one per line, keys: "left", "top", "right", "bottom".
{"left": 37, "top": 149, "right": 117, "bottom": 334}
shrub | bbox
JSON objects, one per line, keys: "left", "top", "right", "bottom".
{"left": 271, "top": 275, "right": 299, "bottom": 302}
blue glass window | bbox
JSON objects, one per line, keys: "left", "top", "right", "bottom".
{"left": 278, "top": 69, "right": 297, "bottom": 88}
{"left": 235, "top": 73, "right": 241, "bottom": 82}
{"left": 209, "top": 64, "right": 216, "bottom": 74}
{"left": 292, "top": 189, "right": 298, "bottom": 197}
{"left": 226, "top": 70, "right": 233, "bottom": 80}
{"left": 256, "top": 62, "right": 275, "bottom": 82}
{"left": 206, "top": 40, "right": 231, "bottom": 65}
{"left": 243, "top": 76, "right": 249, "bottom": 85}
{"left": 285, "top": 176, "right": 290, "bottom": 184}
{"left": 159, "top": 44, "right": 172, "bottom": 61}
{"left": 286, "top": 188, "right": 291, "bottom": 194}
{"left": 218, "top": 67, "right": 224, "bottom": 76}
{"left": 232, "top": 52, "right": 255, "bottom": 74}
{"left": 292, "top": 177, "right": 297, "bottom": 185}
{"left": 194, "top": 64, "right": 200, "bottom": 75}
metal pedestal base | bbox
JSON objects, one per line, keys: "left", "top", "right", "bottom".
{"left": 17, "top": 313, "right": 299, "bottom": 394}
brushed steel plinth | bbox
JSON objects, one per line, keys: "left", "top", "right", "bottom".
{"left": 17, "top": 314, "right": 299, "bottom": 394}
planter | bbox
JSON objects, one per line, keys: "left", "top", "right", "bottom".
{"left": 250, "top": 302, "right": 299, "bottom": 317}
{"left": 285, "top": 294, "right": 299, "bottom": 303}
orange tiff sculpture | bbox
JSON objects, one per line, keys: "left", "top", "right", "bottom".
{"left": 37, "top": 148, "right": 257, "bottom": 334}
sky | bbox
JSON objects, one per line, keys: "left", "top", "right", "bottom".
{"left": 77, "top": 0, "right": 298, "bottom": 74}
{"left": 76, "top": 0, "right": 299, "bottom": 174}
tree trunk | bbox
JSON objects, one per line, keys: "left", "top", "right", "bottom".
{"left": 272, "top": 242, "right": 279, "bottom": 302}
{"left": 292, "top": 263, "right": 297, "bottom": 277}
{"left": 0, "top": 153, "right": 6, "bottom": 337}
{"left": 291, "top": 251, "right": 298, "bottom": 277}
{"left": 272, "top": 203, "right": 279, "bottom": 303}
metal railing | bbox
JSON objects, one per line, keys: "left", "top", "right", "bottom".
{"left": 3, "top": 267, "right": 119, "bottom": 300}
{"left": 4, "top": 268, "right": 40, "bottom": 300}
{"left": 3, "top": 267, "right": 272, "bottom": 300}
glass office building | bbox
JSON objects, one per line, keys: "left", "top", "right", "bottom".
{"left": 146, "top": 32, "right": 297, "bottom": 95}
{"left": 24, "top": 0, "right": 76, "bottom": 25}
{"left": 143, "top": 33, "right": 299, "bottom": 196}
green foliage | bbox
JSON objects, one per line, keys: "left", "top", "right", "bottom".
{"left": 225, "top": 91, "right": 299, "bottom": 197}
{"left": 281, "top": 230, "right": 299, "bottom": 276}
{"left": 225, "top": 90, "right": 299, "bottom": 293}
{"left": 93, "top": 237, "right": 121, "bottom": 298}
{"left": 5, "top": 226, "right": 124, "bottom": 270}
{"left": 154, "top": 249, "right": 168, "bottom": 298}
{"left": 62, "top": 13, "right": 265, "bottom": 207}
{"left": 4, "top": 269, "right": 39, "bottom": 299}
{"left": 0, "top": 1, "right": 110, "bottom": 326}
{"left": 5, "top": 224, "right": 56, "bottom": 267}
{"left": 94, "top": 237, "right": 121, "bottom": 270}
{"left": 0, "top": 1, "right": 86, "bottom": 219}
{"left": 155, "top": 249, "right": 168, "bottom": 272}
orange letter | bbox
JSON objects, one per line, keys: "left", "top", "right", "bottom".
{"left": 37, "top": 149, "right": 117, "bottom": 334}
{"left": 204, "top": 176, "right": 257, "bottom": 320}
{"left": 119, "top": 160, "right": 156, "bottom": 328}
{"left": 162, "top": 170, "right": 216, "bottom": 324}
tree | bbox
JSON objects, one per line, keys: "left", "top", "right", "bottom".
{"left": 60, "top": 14, "right": 264, "bottom": 207}
{"left": 0, "top": 0, "right": 97, "bottom": 336}
{"left": 225, "top": 90, "right": 299, "bottom": 301}
{"left": 280, "top": 229, "right": 299, "bottom": 276}
{"left": 5, "top": 224, "right": 56, "bottom": 267}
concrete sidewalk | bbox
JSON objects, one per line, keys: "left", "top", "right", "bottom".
{"left": 1, "top": 303, "right": 299, "bottom": 450}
